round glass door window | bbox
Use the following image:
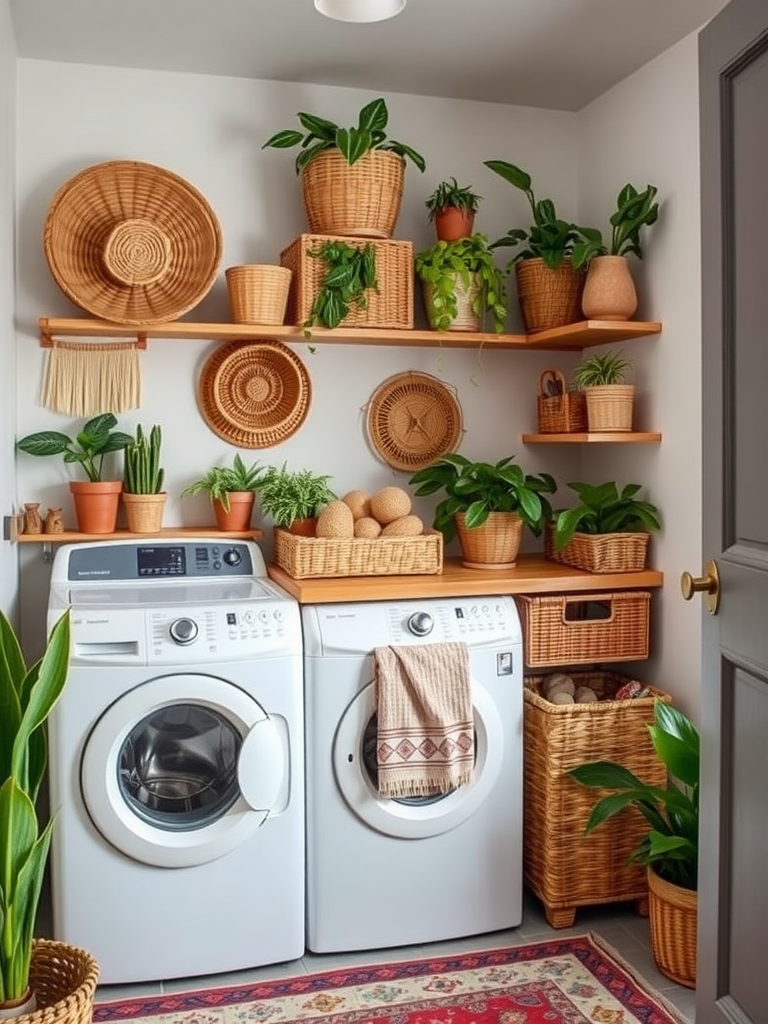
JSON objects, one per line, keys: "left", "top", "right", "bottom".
{"left": 119, "top": 704, "right": 242, "bottom": 831}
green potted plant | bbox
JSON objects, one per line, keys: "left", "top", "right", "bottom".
{"left": 424, "top": 177, "right": 483, "bottom": 242}
{"left": 122, "top": 423, "right": 166, "bottom": 534}
{"left": 409, "top": 452, "right": 556, "bottom": 568}
{"left": 16, "top": 413, "right": 133, "bottom": 534}
{"left": 548, "top": 480, "right": 661, "bottom": 573}
{"left": 571, "top": 349, "right": 634, "bottom": 432}
{"left": 415, "top": 234, "right": 507, "bottom": 334}
{"left": 262, "top": 97, "right": 425, "bottom": 238}
{"left": 181, "top": 454, "right": 266, "bottom": 532}
{"left": 568, "top": 699, "right": 699, "bottom": 988}
{"left": 0, "top": 607, "right": 100, "bottom": 1016}
{"left": 571, "top": 183, "right": 660, "bottom": 320}
{"left": 258, "top": 464, "right": 336, "bottom": 535}
{"left": 483, "top": 159, "right": 584, "bottom": 333}
{"left": 303, "top": 238, "right": 377, "bottom": 331}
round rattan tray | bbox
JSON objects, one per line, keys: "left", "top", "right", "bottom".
{"left": 366, "top": 371, "right": 463, "bottom": 471}
{"left": 198, "top": 340, "right": 311, "bottom": 449}
{"left": 44, "top": 160, "right": 222, "bottom": 325}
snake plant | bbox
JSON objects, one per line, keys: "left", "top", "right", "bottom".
{"left": 123, "top": 423, "right": 164, "bottom": 494}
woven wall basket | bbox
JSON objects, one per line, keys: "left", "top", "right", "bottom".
{"left": 44, "top": 160, "right": 222, "bottom": 325}
{"left": 197, "top": 340, "right": 311, "bottom": 448}
{"left": 300, "top": 149, "right": 405, "bottom": 239}
{"left": 515, "top": 258, "right": 585, "bottom": 334}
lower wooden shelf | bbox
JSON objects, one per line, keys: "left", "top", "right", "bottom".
{"left": 523, "top": 432, "right": 662, "bottom": 443}
{"left": 5, "top": 522, "right": 263, "bottom": 543}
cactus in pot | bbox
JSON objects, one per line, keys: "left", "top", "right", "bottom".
{"left": 122, "top": 424, "right": 167, "bottom": 533}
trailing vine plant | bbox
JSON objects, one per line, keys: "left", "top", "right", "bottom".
{"left": 303, "top": 240, "right": 378, "bottom": 334}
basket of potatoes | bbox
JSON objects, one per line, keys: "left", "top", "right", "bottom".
{"left": 272, "top": 485, "right": 443, "bottom": 578}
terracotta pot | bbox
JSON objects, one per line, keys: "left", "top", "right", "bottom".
{"left": 123, "top": 492, "right": 167, "bottom": 534}
{"left": 69, "top": 480, "right": 122, "bottom": 534}
{"left": 213, "top": 491, "right": 255, "bottom": 532}
{"left": 647, "top": 866, "right": 697, "bottom": 989}
{"left": 434, "top": 207, "right": 475, "bottom": 242}
{"left": 454, "top": 511, "right": 523, "bottom": 569}
{"left": 287, "top": 516, "right": 317, "bottom": 537}
{"left": 581, "top": 255, "right": 638, "bottom": 321}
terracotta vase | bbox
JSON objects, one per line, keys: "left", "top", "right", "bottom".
{"left": 581, "top": 255, "right": 638, "bottom": 321}
{"left": 69, "top": 480, "right": 122, "bottom": 534}
{"left": 434, "top": 207, "right": 475, "bottom": 242}
{"left": 213, "top": 491, "right": 255, "bottom": 532}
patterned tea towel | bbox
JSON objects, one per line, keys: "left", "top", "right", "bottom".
{"left": 374, "top": 641, "right": 474, "bottom": 799}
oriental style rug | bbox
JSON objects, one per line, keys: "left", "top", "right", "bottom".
{"left": 93, "top": 933, "right": 689, "bottom": 1024}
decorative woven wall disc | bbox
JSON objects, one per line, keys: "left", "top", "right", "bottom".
{"left": 198, "top": 340, "right": 311, "bottom": 449}
{"left": 366, "top": 371, "right": 463, "bottom": 471}
{"left": 44, "top": 160, "right": 222, "bottom": 325}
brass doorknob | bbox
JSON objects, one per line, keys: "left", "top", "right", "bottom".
{"left": 680, "top": 559, "right": 720, "bottom": 615}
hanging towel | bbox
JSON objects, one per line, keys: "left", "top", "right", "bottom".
{"left": 374, "top": 641, "right": 474, "bottom": 799}
{"left": 41, "top": 340, "right": 141, "bottom": 416}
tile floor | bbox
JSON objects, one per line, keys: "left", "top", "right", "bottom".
{"left": 92, "top": 886, "right": 696, "bottom": 1022}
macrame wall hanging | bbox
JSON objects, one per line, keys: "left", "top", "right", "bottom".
{"left": 41, "top": 339, "right": 141, "bottom": 416}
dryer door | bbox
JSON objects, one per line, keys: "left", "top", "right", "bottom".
{"left": 81, "top": 673, "right": 287, "bottom": 868}
{"left": 333, "top": 678, "right": 503, "bottom": 838}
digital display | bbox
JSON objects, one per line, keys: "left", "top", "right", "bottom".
{"left": 137, "top": 546, "right": 187, "bottom": 576}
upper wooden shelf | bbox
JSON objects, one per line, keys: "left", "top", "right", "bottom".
{"left": 38, "top": 318, "right": 662, "bottom": 351}
{"left": 522, "top": 431, "right": 662, "bottom": 444}
{"left": 5, "top": 521, "right": 263, "bottom": 543}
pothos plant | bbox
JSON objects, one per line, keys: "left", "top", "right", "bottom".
{"left": 303, "top": 239, "right": 378, "bottom": 332}
{"left": 414, "top": 234, "right": 507, "bottom": 333}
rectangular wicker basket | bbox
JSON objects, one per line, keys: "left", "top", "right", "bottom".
{"left": 537, "top": 369, "right": 587, "bottom": 433}
{"left": 544, "top": 522, "right": 650, "bottom": 573}
{"left": 523, "top": 671, "right": 671, "bottom": 928}
{"left": 273, "top": 527, "right": 443, "bottom": 578}
{"left": 515, "top": 591, "right": 651, "bottom": 668}
{"left": 280, "top": 234, "right": 414, "bottom": 329}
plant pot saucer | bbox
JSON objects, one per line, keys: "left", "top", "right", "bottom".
{"left": 460, "top": 559, "right": 518, "bottom": 570}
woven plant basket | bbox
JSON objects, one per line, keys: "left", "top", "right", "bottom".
{"left": 515, "top": 591, "right": 651, "bottom": 668}
{"left": 454, "top": 511, "right": 523, "bottom": 569}
{"left": 300, "top": 149, "right": 405, "bottom": 238}
{"left": 20, "top": 939, "right": 99, "bottom": 1024}
{"left": 647, "top": 867, "right": 698, "bottom": 989}
{"left": 584, "top": 384, "right": 635, "bottom": 431}
{"left": 523, "top": 674, "right": 671, "bottom": 928}
{"left": 421, "top": 275, "right": 482, "bottom": 331}
{"left": 537, "top": 369, "right": 588, "bottom": 433}
{"left": 544, "top": 522, "right": 650, "bottom": 573}
{"left": 225, "top": 265, "right": 292, "bottom": 325}
{"left": 123, "top": 492, "right": 167, "bottom": 534}
{"left": 273, "top": 527, "right": 443, "bottom": 578}
{"left": 515, "top": 258, "right": 585, "bottom": 334}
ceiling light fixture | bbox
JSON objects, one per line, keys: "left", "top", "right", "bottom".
{"left": 314, "top": 0, "right": 406, "bottom": 23}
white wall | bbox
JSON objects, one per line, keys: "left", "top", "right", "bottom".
{"left": 576, "top": 32, "right": 703, "bottom": 717}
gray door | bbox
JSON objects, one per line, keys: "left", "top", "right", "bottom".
{"left": 698, "top": 3, "right": 768, "bottom": 1022}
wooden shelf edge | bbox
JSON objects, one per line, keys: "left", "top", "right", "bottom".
{"left": 522, "top": 431, "right": 662, "bottom": 444}
{"left": 5, "top": 520, "right": 263, "bottom": 543}
{"left": 37, "top": 317, "right": 662, "bottom": 351}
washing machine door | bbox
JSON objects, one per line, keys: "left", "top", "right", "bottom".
{"left": 81, "top": 673, "right": 286, "bottom": 868}
{"left": 333, "top": 678, "right": 503, "bottom": 838}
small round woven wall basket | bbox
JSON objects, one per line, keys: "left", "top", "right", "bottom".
{"left": 366, "top": 371, "right": 463, "bottom": 471}
{"left": 44, "top": 160, "right": 223, "bottom": 325}
{"left": 198, "top": 340, "right": 311, "bottom": 449}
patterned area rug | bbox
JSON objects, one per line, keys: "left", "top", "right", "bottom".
{"left": 94, "top": 933, "right": 689, "bottom": 1024}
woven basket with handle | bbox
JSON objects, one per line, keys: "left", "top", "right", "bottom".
{"left": 537, "top": 369, "right": 588, "bottom": 433}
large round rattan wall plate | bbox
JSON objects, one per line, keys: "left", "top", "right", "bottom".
{"left": 198, "top": 340, "right": 311, "bottom": 449}
{"left": 44, "top": 160, "right": 223, "bottom": 325}
{"left": 366, "top": 371, "right": 463, "bottom": 471}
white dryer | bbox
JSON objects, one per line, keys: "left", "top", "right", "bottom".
{"left": 47, "top": 539, "right": 304, "bottom": 984}
{"left": 302, "top": 596, "right": 523, "bottom": 953}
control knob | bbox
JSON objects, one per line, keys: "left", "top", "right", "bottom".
{"left": 407, "top": 611, "right": 434, "bottom": 636}
{"left": 169, "top": 617, "right": 199, "bottom": 645}
{"left": 223, "top": 548, "right": 242, "bottom": 567}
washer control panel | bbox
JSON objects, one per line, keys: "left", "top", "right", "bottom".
{"left": 58, "top": 541, "right": 261, "bottom": 582}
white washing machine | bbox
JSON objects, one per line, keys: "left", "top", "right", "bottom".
{"left": 302, "top": 596, "right": 523, "bottom": 953}
{"left": 46, "top": 539, "right": 304, "bottom": 984}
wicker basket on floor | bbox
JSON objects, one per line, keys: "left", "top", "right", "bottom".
{"left": 24, "top": 939, "right": 99, "bottom": 1024}
{"left": 523, "top": 673, "right": 671, "bottom": 928}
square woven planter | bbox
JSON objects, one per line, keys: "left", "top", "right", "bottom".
{"left": 523, "top": 672, "right": 671, "bottom": 928}
{"left": 544, "top": 522, "right": 650, "bottom": 573}
{"left": 280, "top": 234, "right": 413, "bottom": 329}
{"left": 273, "top": 527, "right": 442, "bottom": 578}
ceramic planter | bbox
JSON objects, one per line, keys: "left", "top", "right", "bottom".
{"left": 433, "top": 207, "right": 475, "bottom": 242}
{"left": 422, "top": 274, "right": 482, "bottom": 331}
{"left": 581, "top": 255, "right": 638, "bottom": 321}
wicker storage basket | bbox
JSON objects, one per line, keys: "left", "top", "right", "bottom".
{"left": 647, "top": 866, "right": 698, "bottom": 989}
{"left": 273, "top": 527, "right": 443, "bottom": 578}
{"left": 300, "top": 148, "right": 405, "bottom": 238}
{"left": 515, "top": 258, "right": 585, "bottom": 334}
{"left": 544, "top": 522, "right": 650, "bottom": 573}
{"left": 523, "top": 672, "right": 671, "bottom": 928}
{"left": 24, "top": 938, "right": 99, "bottom": 1024}
{"left": 122, "top": 492, "right": 167, "bottom": 534}
{"left": 537, "top": 369, "right": 588, "bottom": 433}
{"left": 225, "top": 265, "right": 292, "bottom": 324}
{"left": 584, "top": 384, "right": 635, "bottom": 431}
{"left": 515, "top": 591, "right": 651, "bottom": 668}
{"left": 280, "top": 234, "right": 413, "bottom": 329}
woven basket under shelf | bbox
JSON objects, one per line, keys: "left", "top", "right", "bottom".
{"left": 24, "top": 939, "right": 99, "bottom": 1024}
{"left": 225, "top": 265, "right": 292, "bottom": 324}
{"left": 524, "top": 673, "right": 671, "bottom": 928}
{"left": 537, "top": 369, "right": 588, "bottom": 433}
{"left": 544, "top": 522, "right": 650, "bottom": 573}
{"left": 300, "top": 148, "right": 405, "bottom": 238}
{"left": 273, "top": 527, "right": 443, "bottom": 578}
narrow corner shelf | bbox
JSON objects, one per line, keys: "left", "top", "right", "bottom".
{"left": 4, "top": 518, "right": 263, "bottom": 544}
{"left": 522, "top": 431, "right": 662, "bottom": 444}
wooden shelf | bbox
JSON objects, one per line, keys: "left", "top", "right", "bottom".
{"left": 267, "top": 554, "right": 663, "bottom": 603}
{"left": 38, "top": 317, "right": 662, "bottom": 351}
{"left": 5, "top": 521, "right": 263, "bottom": 543}
{"left": 523, "top": 431, "right": 662, "bottom": 444}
